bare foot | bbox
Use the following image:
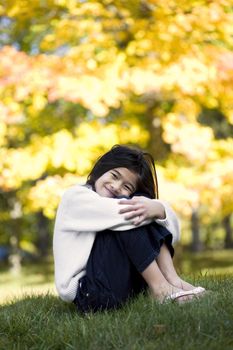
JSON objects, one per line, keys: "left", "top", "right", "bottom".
{"left": 165, "top": 277, "right": 196, "bottom": 291}
{"left": 150, "top": 283, "right": 195, "bottom": 304}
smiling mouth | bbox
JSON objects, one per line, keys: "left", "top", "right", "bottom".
{"left": 104, "top": 186, "right": 116, "bottom": 198}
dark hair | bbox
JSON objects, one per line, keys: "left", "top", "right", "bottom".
{"left": 86, "top": 145, "right": 159, "bottom": 199}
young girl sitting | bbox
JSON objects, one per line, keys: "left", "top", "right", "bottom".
{"left": 53, "top": 145, "right": 205, "bottom": 313}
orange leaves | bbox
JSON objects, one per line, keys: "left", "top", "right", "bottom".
{"left": 0, "top": 46, "right": 30, "bottom": 87}
{"left": 0, "top": 46, "right": 128, "bottom": 117}
{"left": 217, "top": 52, "right": 233, "bottom": 80}
{"left": 0, "top": 46, "right": 52, "bottom": 108}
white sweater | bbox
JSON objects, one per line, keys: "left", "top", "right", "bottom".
{"left": 53, "top": 185, "right": 180, "bottom": 302}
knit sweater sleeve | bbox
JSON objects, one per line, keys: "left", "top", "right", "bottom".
{"left": 54, "top": 185, "right": 180, "bottom": 243}
{"left": 54, "top": 184, "right": 142, "bottom": 233}
{"left": 152, "top": 200, "right": 180, "bottom": 243}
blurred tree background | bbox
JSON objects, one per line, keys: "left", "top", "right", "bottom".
{"left": 0, "top": 0, "right": 233, "bottom": 274}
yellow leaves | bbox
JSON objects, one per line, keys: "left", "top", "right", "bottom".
{"left": 198, "top": 157, "right": 233, "bottom": 216}
{"left": 49, "top": 129, "right": 93, "bottom": 175}
{"left": 50, "top": 75, "right": 107, "bottom": 116}
{"left": 0, "top": 23, "right": 232, "bottom": 119}
{"left": 47, "top": 52, "right": 127, "bottom": 116}
{"left": 211, "top": 139, "right": 233, "bottom": 160}
{"left": 163, "top": 113, "right": 214, "bottom": 163}
{"left": 214, "top": 51, "right": 233, "bottom": 123}
{"left": 121, "top": 124, "right": 149, "bottom": 145}
{"left": 4, "top": 0, "right": 28, "bottom": 17}
{"left": 76, "top": 120, "right": 148, "bottom": 152}
{"left": 0, "top": 117, "right": 147, "bottom": 193}
{"left": 162, "top": 126, "right": 233, "bottom": 217}
{"left": 163, "top": 56, "right": 217, "bottom": 95}
{"left": 100, "top": 54, "right": 127, "bottom": 108}
{"left": 42, "top": 18, "right": 103, "bottom": 51}
{"left": 86, "top": 59, "right": 97, "bottom": 71}
{"left": 18, "top": 118, "right": 148, "bottom": 217}
{"left": 1, "top": 0, "right": 233, "bottom": 226}
{"left": 40, "top": 2, "right": 112, "bottom": 52}
{"left": 26, "top": 174, "right": 81, "bottom": 219}
{"left": 76, "top": 122, "right": 119, "bottom": 152}
{"left": 127, "top": 38, "right": 153, "bottom": 56}
{"left": 31, "top": 94, "right": 48, "bottom": 113}
{"left": 172, "top": 98, "right": 201, "bottom": 121}
{"left": 0, "top": 46, "right": 126, "bottom": 117}
{"left": 51, "top": 130, "right": 77, "bottom": 171}
{"left": 1, "top": 145, "right": 50, "bottom": 190}
{"left": 158, "top": 166, "right": 200, "bottom": 217}
{"left": 128, "top": 68, "right": 159, "bottom": 95}
{"left": 0, "top": 122, "right": 7, "bottom": 147}
{"left": 2, "top": 0, "right": 56, "bottom": 19}
{"left": 225, "top": 110, "right": 233, "bottom": 125}
{"left": 75, "top": 1, "right": 110, "bottom": 17}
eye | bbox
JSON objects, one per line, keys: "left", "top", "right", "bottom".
{"left": 124, "top": 184, "right": 132, "bottom": 192}
{"left": 111, "top": 172, "right": 118, "bottom": 179}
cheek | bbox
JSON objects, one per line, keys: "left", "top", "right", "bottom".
{"left": 94, "top": 179, "right": 101, "bottom": 191}
{"left": 95, "top": 175, "right": 107, "bottom": 189}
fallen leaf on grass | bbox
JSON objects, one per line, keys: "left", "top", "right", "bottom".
{"left": 154, "top": 324, "right": 166, "bottom": 334}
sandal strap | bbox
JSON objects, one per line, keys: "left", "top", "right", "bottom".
{"left": 165, "top": 286, "right": 206, "bottom": 302}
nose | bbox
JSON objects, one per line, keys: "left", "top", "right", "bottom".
{"left": 110, "top": 182, "right": 121, "bottom": 195}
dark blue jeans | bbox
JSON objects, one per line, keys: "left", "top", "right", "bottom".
{"left": 74, "top": 223, "right": 174, "bottom": 313}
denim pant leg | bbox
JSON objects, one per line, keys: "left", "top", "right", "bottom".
{"left": 74, "top": 223, "right": 174, "bottom": 313}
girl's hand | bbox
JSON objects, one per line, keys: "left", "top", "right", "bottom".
{"left": 118, "top": 196, "right": 165, "bottom": 225}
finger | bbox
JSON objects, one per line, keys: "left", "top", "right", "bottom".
{"left": 118, "top": 199, "right": 138, "bottom": 205}
{"left": 131, "top": 196, "right": 143, "bottom": 200}
{"left": 132, "top": 216, "right": 145, "bottom": 225}
{"left": 124, "top": 209, "right": 144, "bottom": 220}
{"left": 133, "top": 220, "right": 141, "bottom": 226}
{"left": 119, "top": 205, "right": 142, "bottom": 214}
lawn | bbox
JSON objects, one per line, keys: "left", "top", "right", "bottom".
{"left": 0, "top": 250, "right": 233, "bottom": 350}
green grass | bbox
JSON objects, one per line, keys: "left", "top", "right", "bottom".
{"left": 0, "top": 275, "right": 233, "bottom": 350}
{"left": 1, "top": 250, "right": 233, "bottom": 350}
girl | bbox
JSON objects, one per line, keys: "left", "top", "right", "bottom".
{"left": 53, "top": 145, "right": 205, "bottom": 313}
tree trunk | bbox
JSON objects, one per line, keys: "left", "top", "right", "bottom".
{"left": 223, "top": 214, "right": 233, "bottom": 249}
{"left": 9, "top": 230, "right": 21, "bottom": 275}
{"left": 36, "top": 211, "right": 50, "bottom": 258}
{"left": 144, "top": 99, "right": 170, "bottom": 161}
{"left": 191, "top": 209, "right": 203, "bottom": 252}
{"left": 9, "top": 201, "right": 22, "bottom": 274}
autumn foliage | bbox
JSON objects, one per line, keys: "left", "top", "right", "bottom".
{"left": 0, "top": 0, "right": 233, "bottom": 250}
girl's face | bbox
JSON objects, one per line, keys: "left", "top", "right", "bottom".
{"left": 95, "top": 167, "right": 138, "bottom": 198}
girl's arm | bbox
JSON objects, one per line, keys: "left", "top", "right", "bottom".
{"left": 118, "top": 196, "right": 180, "bottom": 243}
{"left": 54, "top": 185, "right": 180, "bottom": 243}
{"left": 54, "top": 185, "right": 147, "bottom": 233}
